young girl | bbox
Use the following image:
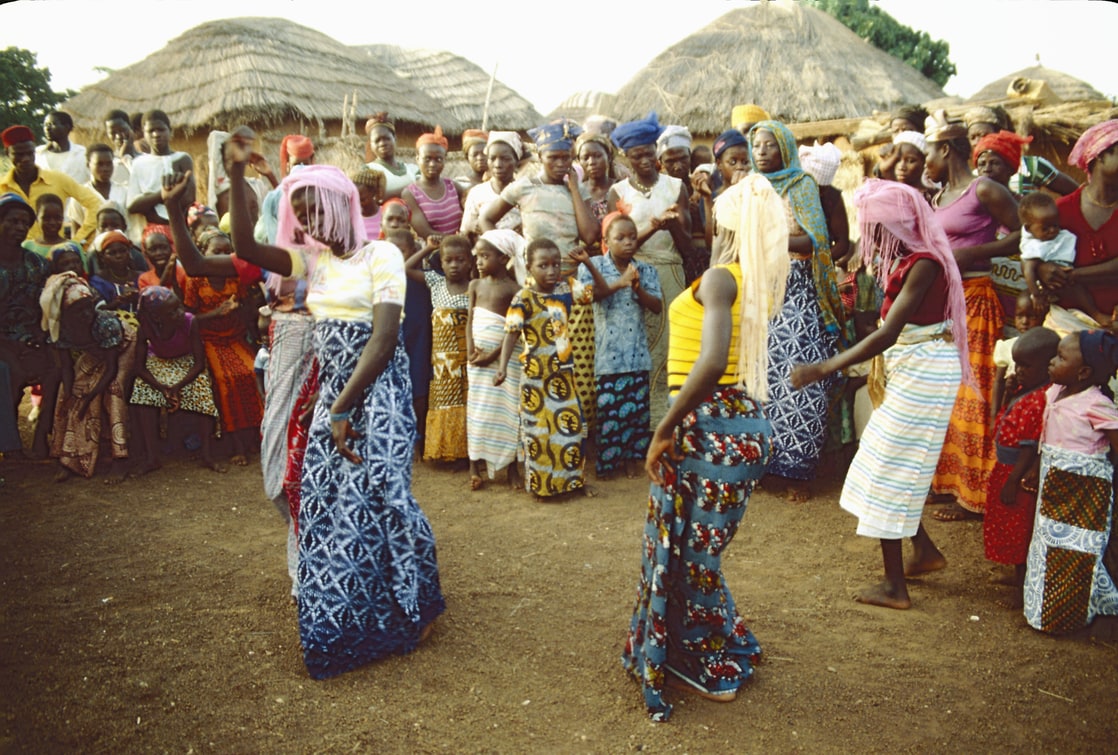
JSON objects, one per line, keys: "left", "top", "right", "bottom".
{"left": 984, "top": 327, "right": 1059, "bottom": 609}
{"left": 575, "top": 213, "right": 662, "bottom": 478}
{"left": 402, "top": 127, "right": 465, "bottom": 240}
{"left": 137, "top": 229, "right": 185, "bottom": 295}
{"left": 406, "top": 234, "right": 471, "bottom": 462}
{"left": 351, "top": 167, "right": 385, "bottom": 242}
{"left": 496, "top": 238, "right": 595, "bottom": 499}
{"left": 129, "top": 286, "right": 223, "bottom": 474}
{"left": 41, "top": 271, "right": 139, "bottom": 483}
{"left": 89, "top": 230, "right": 140, "bottom": 314}
{"left": 22, "top": 194, "right": 66, "bottom": 257}
{"left": 182, "top": 227, "right": 263, "bottom": 465}
{"left": 1024, "top": 329, "right": 1118, "bottom": 634}
{"left": 465, "top": 230, "right": 523, "bottom": 490}
{"left": 48, "top": 242, "right": 86, "bottom": 278}
{"left": 991, "top": 292, "right": 1047, "bottom": 419}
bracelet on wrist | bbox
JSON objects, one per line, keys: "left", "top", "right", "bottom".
{"left": 329, "top": 409, "right": 353, "bottom": 423}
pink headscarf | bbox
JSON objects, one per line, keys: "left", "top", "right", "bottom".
{"left": 854, "top": 178, "right": 973, "bottom": 387}
{"left": 1068, "top": 119, "right": 1118, "bottom": 174}
{"left": 275, "top": 165, "right": 364, "bottom": 255}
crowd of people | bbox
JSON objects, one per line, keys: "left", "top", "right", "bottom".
{"left": 2, "top": 101, "right": 1117, "bottom": 721}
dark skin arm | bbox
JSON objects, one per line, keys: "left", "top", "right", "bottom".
{"left": 131, "top": 154, "right": 194, "bottom": 223}
{"left": 402, "top": 185, "right": 440, "bottom": 241}
{"left": 76, "top": 346, "right": 120, "bottom": 420}
{"left": 1000, "top": 444, "right": 1038, "bottom": 506}
{"left": 479, "top": 197, "right": 513, "bottom": 232}
{"left": 403, "top": 237, "right": 440, "bottom": 283}
{"left": 329, "top": 302, "right": 404, "bottom": 464}
{"left": 568, "top": 169, "right": 600, "bottom": 246}
{"left": 494, "top": 329, "right": 520, "bottom": 386}
{"left": 791, "top": 258, "right": 939, "bottom": 388}
{"left": 645, "top": 266, "right": 736, "bottom": 484}
{"left": 162, "top": 170, "right": 240, "bottom": 278}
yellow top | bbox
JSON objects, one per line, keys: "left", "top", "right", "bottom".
{"left": 666, "top": 265, "right": 742, "bottom": 394}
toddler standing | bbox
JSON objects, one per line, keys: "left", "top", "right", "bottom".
{"left": 496, "top": 238, "right": 595, "bottom": 499}
{"left": 1024, "top": 329, "right": 1118, "bottom": 633}
{"left": 575, "top": 212, "right": 662, "bottom": 478}
{"left": 465, "top": 230, "right": 524, "bottom": 490}
{"left": 991, "top": 291, "right": 1047, "bottom": 419}
{"left": 983, "top": 327, "right": 1059, "bottom": 609}
{"left": 406, "top": 234, "right": 471, "bottom": 462}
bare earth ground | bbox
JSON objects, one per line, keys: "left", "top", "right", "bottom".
{"left": 2, "top": 436, "right": 1117, "bottom": 754}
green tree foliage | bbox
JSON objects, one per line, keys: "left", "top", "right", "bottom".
{"left": 0, "top": 47, "right": 72, "bottom": 140}
{"left": 807, "top": 0, "right": 957, "bottom": 87}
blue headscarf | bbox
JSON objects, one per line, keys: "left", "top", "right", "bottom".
{"left": 529, "top": 119, "right": 582, "bottom": 153}
{"left": 1079, "top": 329, "right": 1118, "bottom": 396}
{"left": 748, "top": 119, "right": 844, "bottom": 343}
{"left": 0, "top": 192, "right": 34, "bottom": 222}
{"left": 713, "top": 129, "right": 748, "bottom": 160}
{"left": 610, "top": 112, "right": 664, "bottom": 152}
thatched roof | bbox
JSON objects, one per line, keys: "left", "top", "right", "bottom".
{"left": 62, "top": 17, "right": 443, "bottom": 135}
{"left": 546, "top": 91, "right": 618, "bottom": 124}
{"left": 353, "top": 45, "right": 542, "bottom": 133}
{"left": 610, "top": 1, "right": 945, "bottom": 134}
{"left": 967, "top": 65, "right": 1105, "bottom": 105}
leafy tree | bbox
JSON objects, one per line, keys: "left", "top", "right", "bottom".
{"left": 806, "top": 0, "right": 957, "bottom": 87}
{"left": 0, "top": 47, "right": 73, "bottom": 140}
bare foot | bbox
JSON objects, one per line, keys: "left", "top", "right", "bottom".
{"left": 53, "top": 467, "right": 74, "bottom": 483}
{"left": 624, "top": 460, "right": 642, "bottom": 480}
{"left": 990, "top": 571, "right": 1017, "bottom": 587}
{"left": 786, "top": 485, "right": 811, "bottom": 504}
{"left": 931, "top": 503, "right": 981, "bottom": 522}
{"left": 664, "top": 670, "right": 737, "bottom": 702}
{"left": 230, "top": 454, "right": 249, "bottom": 467}
{"left": 469, "top": 474, "right": 484, "bottom": 491}
{"left": 854, "top": 581, "right": 912, "bottom": 610}
{"left": 905, "top": 549, "right": 947, "bottom": 577}
{"left": 419, "top": 621, "right": 435, "bottom": 644}
{"left": 581, "top": 484, "right": 598, "bottom": 498}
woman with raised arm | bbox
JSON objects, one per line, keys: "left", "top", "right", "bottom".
{"left": 162, "top": 127, "right": 443, "bottom": 680}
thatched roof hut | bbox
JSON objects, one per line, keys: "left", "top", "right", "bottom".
{"left": 610, "top": 1, "right": 945, "bottom": 134}
{"left": 353, "top": 45, "right": 542, "bottom": 134}
{"left": 61, "top": 17, "right": 443, "bottom": 139}
{"left": 546, "top": 92, "right": 618, "bottom": 125}
{"left": 967, "top": 65, "right": 1106, "bottom": 105}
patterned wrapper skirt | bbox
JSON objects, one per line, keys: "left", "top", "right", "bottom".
{"left": 569, "top": 300, "right": 596, "bottom": 436}
{"left": 594, "top": 370, "right": 650, "bottom": 476}
{"left": 261, "top": 312, "right": 315, "bottom": 503}
{"left": 1024, "top": 444, "right": 1118, "bottom": 634}
{"left": 932, "top": 276, "right": 1003, "bottom": 512}
{"left": 765, "top": 258, "right": 838, "bottom": 481}
{"left": 521, "top": 361, "right": 585, "bottom": 498}
{"left": 622, "top": 386, "right": 770, "bottom": 722}
{"left": 297, "top": 320, "right": 444, "bottom": 679}
{"left": 424, "top": 306, "right": 468, "bottom": 461}
{"left": 130, "top": 352, "right": 220, "bottom": 418}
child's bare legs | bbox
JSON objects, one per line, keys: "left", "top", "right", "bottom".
{"left": 624, "top": 458, "right": 643, "bottom": 479}
{"left": 996, "top": 563, "right": 1027, "bottom": 609}
{"left": 856, "top": 524, "right": 944, "bottom": 610}
{"left": 199, "top": 416, "right": 226, "bottom": 473}
{"left": 130, "top": 405, "right": 163, "bottom": 476}
{"left": 506, "top": 462, "right": 522, "bottom": 491}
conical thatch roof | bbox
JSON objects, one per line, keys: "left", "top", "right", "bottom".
{"left": 610, "top": 1, "right": 945, "bottom": 133}
{"left": 967, "top": 65, "right": 1106, "bottom": 104}
{"left": 353, "top": 45, "right": 542, "bottom": 133}
{"left": 62, "top": 17, "right": 443, "bottom": 134}
{"left": 546, "top": 91, "right": 617, "bottom": 124}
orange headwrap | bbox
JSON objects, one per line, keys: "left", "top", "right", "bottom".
{"left": 417, "top": 125, "right": 448, "bottom": 150}
{"left": 600, "top": 211, "right": 629, "bottom": 254}
{"left": 279, "top": 135, "right": 315, "bottom": 177}
{"left": 462, "top": 129, "right": 488, "bottom": 151}
{"left": 973, "top": 131, "right": 1032, "bottom": 170}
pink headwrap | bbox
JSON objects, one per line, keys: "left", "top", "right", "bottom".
{"left": 275, "top": 165, "right": 364, "bottom": 255}
{"left": 854, "top": 178, "right": 973, "bottom": 387}
{"left": 1068, "top": 119, "right": 1118, "bottom": 174}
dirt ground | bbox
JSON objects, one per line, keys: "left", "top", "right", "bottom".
{"left": 2, "top": 427, "right": 1117, "bottom": 754}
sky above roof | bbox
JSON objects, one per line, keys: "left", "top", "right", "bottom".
{"left": 2, "top": 0, "right": 1113, "bottom": 118}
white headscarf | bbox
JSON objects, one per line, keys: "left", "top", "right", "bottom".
{"left": 712, "top": 174, "right": 789, "bottom": 400}
{"left": 480, "top": 229, "right": 527, "bottom": 286}
{"left": 892, "top": 130, "right": 928, "bottom": 155}
{"left": 798, "top": 141, "right": 842, "bottom": 187}
{"left": 487, "top": 131, "right": 523, "bottom": 159}
{"left": 655, "top": 125, "right": 692, "bottom": 158}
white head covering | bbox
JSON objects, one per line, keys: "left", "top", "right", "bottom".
{"left": 712, "top": 173, "right": 789, "bottom": 400}
{"left": 892, "top": 130, "right": 928, "bottom": 155}
{"left": 487, "top": 131, "right": 523, "bottom": 159}
{"left": 655, "top": 125, "right": 692, "bottom": 158}
{"left": 798, "top": 141, "right": 842, "bottom": 187}
{"left": 480, "top": 229, "right": 528, "bottom": 286}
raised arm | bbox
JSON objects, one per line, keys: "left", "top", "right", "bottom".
{"left": 161, "top": 171, "right": 238, "bottom": 278}
{"left": 568, "top": 169, "right": 600, "bottom": 246}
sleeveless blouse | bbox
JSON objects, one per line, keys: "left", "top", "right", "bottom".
{"left": 880, "top": 253, "right": 949, "bottom": 326}
{"left": 411, "top": 178, "right": 462, "bottom": 235}
{"left": 667, "top": 265, "right": 742, "bottom": 392}
{"left": 935, "top": 178, "right": 999, "bottom": 270}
